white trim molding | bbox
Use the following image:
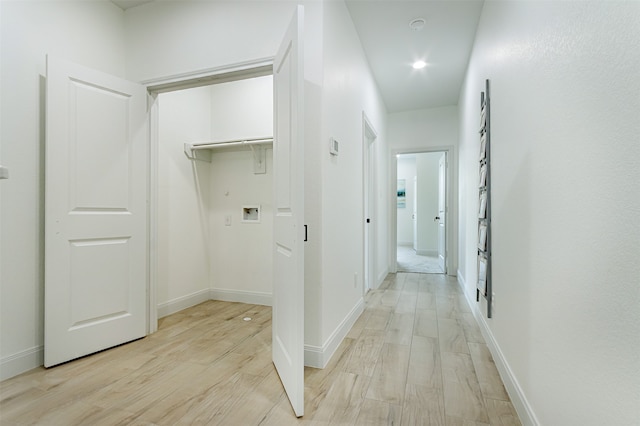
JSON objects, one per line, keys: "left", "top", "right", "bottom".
{"left": 209, "top": 288, "right": 272, "bottom": 307}
{"left": 0, "top": 345, "right": 44, "bottom": 381}
{"left": 158, "top": 288, "right": 273, "bottom": 319}
{"left": 304, "top": 298, "right": 365, "bottom": 368}
{"left": 157, "top": 289, "right": 212, "bottom": 319}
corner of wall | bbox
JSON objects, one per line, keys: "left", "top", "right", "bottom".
{"left": 304, "top": 296, "right": 364, "bottom": 368}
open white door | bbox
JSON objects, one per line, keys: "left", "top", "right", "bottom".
{"left": 437, "top": 154, "right": 446, "bottom": 272}
{"left": 363, "top": 116, "right": 377, "bottom": 293}
{"left": 273, "top": 6, "right": 305, "bottom": 417}
{"left": 44, "top": 57, "right": 148, "bottom": 367}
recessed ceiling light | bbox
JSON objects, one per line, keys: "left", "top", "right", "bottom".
{"left": 409, "top": 18, "right": 426, "bottom": 31}
{"left": 412, "top": 60, "right": 427, "bottom": 70}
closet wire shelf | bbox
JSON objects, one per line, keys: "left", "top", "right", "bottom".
{"left": 184, "top": 136, "right": 273, "bottom": 173}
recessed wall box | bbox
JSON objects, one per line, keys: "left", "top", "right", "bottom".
{"left": 242, "top": 205, "right": 261, "bottom": 223}
{"left": 329, "top": 137, "right": 339, "bottom": 156}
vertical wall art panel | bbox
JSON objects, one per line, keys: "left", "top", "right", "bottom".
{"left": 477, "top": 80, "right": 492, "bottom": 318}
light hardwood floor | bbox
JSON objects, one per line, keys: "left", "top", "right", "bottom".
{"left": 0, "top": 273, "right": 521, "bottom": 425}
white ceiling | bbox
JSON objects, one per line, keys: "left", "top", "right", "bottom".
{"left": 110, "top": 0, "right": 484, "bottom": 113}
{"left": 345, "top": 0, "right": 484, "bottom": 113}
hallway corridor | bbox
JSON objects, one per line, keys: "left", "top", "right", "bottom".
{"left": 0, "top": 273, "right": 520, "bottom": 425}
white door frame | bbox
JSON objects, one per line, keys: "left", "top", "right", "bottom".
{"left": 362, "top": 112, "right": 378, "bottom": 294}
{"left": 390, "top": 146, "right": 455, "bottom": 275}
{"left": 143, "top": 58, "right": 274, "bottom": 333}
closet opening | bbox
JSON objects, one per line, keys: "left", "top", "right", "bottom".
{"left": 148, "top": 69, "right": 275, "bottom": 328}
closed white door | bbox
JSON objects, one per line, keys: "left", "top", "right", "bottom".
{"left": 44, "top": 57, "right": 148, "bottom": 367}
{"left": 437, "top": 154, "right": 446, "bottom": 272}
{"left": 272, "top": 6, "right": 305, "bottom": 417}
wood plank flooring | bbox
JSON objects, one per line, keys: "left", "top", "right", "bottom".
{"left": 0, "top": 273, "right": 521, "bottom": 425}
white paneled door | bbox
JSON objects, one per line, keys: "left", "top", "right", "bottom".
{"left": 272, "top": 6, "right": 305, "bottom": 417}
{"left": 44, "top": 57, "right": 148, "bottom": 367}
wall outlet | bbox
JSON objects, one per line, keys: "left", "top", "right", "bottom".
{"left": 225, "top": 215, "right": 232, "bottom": 226}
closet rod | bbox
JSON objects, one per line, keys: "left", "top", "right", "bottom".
{"left": 184, "top": 136, "right": 273, "bottom": 164}
{"left": 189, "top": 136, "right": 273, "bottom": 151}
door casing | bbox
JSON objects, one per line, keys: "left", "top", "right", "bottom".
{"left": 144, "top": 59, "right": 275, "bottom": 333}
{"left": 390, "top": 147, "right": 455, "bottom": 275}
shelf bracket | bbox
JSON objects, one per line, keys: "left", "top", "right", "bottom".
{"left": 249, "top": 145, "right": 266, "bottom": 174}
{"left": 184, "top": 143, "right": 212, "bottom": 162}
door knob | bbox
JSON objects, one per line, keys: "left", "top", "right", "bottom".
{"left": 434, "top": 216, "right": 440, "bottom": 222}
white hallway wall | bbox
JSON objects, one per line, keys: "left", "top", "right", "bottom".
{"left": 157, "top": 86, "right": 212, "bottom": 316}
{"left": 458, "top": 1, "right": 640, "bottom": 425}
{"left": 319, "top": 0, "right": 388, "bottom": 364}
{"left": 208, "top": 76, "right": 274, "bottom": 304}
{"left": 0, "top": 0, "right": 127, "bottom": 380}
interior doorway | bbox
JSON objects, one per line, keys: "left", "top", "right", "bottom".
{"left": 154, "top": 75, "right": 274, "bottom": 319}
{"left": 395, "top": 151, "right": 447, "bottom": 274}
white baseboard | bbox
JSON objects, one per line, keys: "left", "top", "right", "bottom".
{"left": 304, "top": 297, "right": 365, "bottom": 368}
{"left": 457, "top": 273, "right": 539, "bottom": 426}
{"left": 210, "top": 288, "right": 272, "bottom": 306}
{"left": 157, "top": 288, "right": 211, "bottom": 318}
{"left": 416, "top": 249, "right": 437, "bottom": 256}
{"left": 158, "top": 288, "right": 272, "bottom": 319}
{"left": 303, "top": 344, "right": 324, "bottom": 368}
{"left": 0, "top": 345, "right": 43, "bottom": 381}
